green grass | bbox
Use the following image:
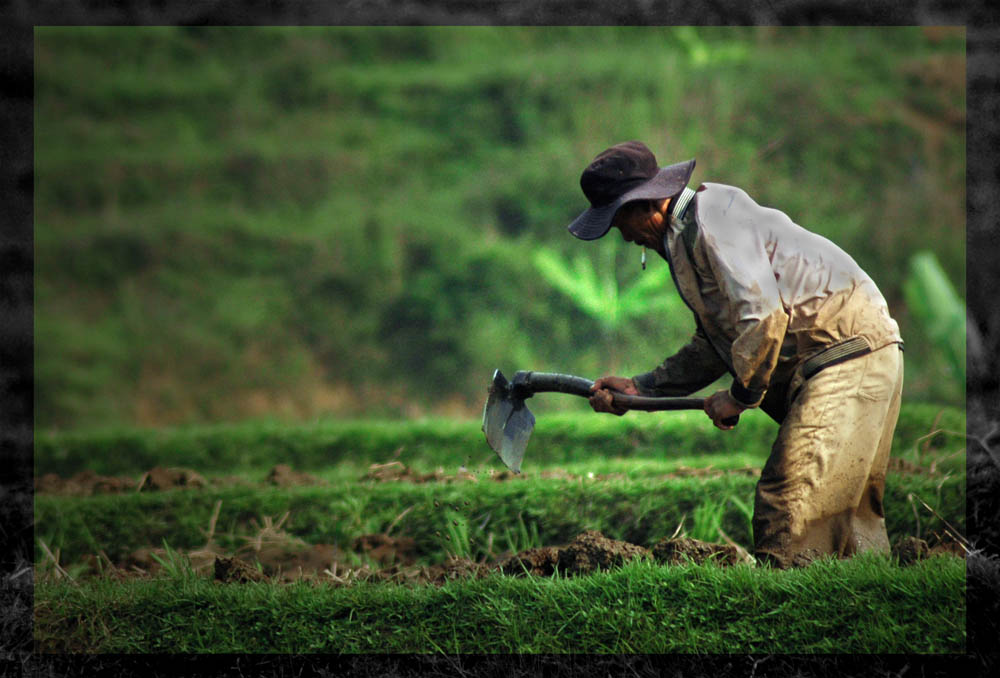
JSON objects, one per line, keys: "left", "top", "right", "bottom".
{"left": 33, "top": 553, "right": 965, "bottom": 653}
{"left": 33, "top": 404, "right": 967, "bottom": 568}
{"left": 32, "top": 408, "right": 968, "bottom": 654}
{"left": 34, "top": 469, "right": 965, "bottom": 568}
{"left": 34, "top": 403, "right": 964, "bottom": 476}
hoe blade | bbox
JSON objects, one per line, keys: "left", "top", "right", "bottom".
{"left": 481, "top": 369, "right": 534, "bottom": 474}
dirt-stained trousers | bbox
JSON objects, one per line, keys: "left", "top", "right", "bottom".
{"left": 752, "top": 343, "right": 905, "bottom": 568}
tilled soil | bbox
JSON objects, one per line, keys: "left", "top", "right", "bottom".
{"left": 351, "top": 533, "right": 418, "bottom": 567}
{"left": 35, "top": 470, "right": 137, "bottom": 496}
{"left": 37, "top": 461, "right": 964, "bottom": 587}
{"left": 34, "top": 462, "right": 771, "bottom": 496}
{"left": 209, "top": 530, "right": 759, "bottom": 586}
{"left": 35, "top": 464, "right": 310, "bottom": 495}
{"left": 891, "top": 533, "right": 968, "bottom": 565}
{"left": 266, "top": 464, "right": 325, "bottom": 487}
{"left": 651, "top": 536, "right": 752, "bottom": 566}
{"left": 56, "top": 525, "right": 967, "bottom": 587}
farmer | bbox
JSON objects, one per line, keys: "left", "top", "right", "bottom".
{"left": 568, "top": 141, "right": 904, "bottom": 568}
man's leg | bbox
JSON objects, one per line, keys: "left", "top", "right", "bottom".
{"left": 753, "top": 344, "right": 903, "bottom": 568}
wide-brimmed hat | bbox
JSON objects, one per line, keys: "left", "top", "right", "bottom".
{"left": 567, "top": 141, "right": 695, "bottom": 241}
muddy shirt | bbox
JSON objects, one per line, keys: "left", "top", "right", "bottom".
{"left": 633, "top": 183, "right": 902, "bottom": 422}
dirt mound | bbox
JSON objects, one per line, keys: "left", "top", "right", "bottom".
{"left": 893, "top": 534, "right": 967, "bottom": 566}
{"left": 138, "top": 466, "right": 208, "bottom": 491}
{"left": 651, "top": 537, "right": 748, "bottom": 566}
{"left": 35, "top": 467, "right": 254, "bottom": 495}
{"left": 214, "top": 556, "right": 267, "bottom": 583}
{"left": 498, "top": 546, "right": 561, "bottom": 576}
{"left": 661, "top": 465, "right": 761, "bottom": 478}
{"left": 362, "top": 461, "right": 478, "bottom": 484}
{"left": 35, "top": 470, "right": 135, "bottom": 496}
{"left": 423, "top": 556, "right": 494, "bottom": 584}
{"left": 351, "top": 533, "right": 418, "bottom": 567}
{"left": 266, "top": 464, "right": 325, "bottom": 487}
{"left": 557, "top": 531, "right": 650, "bottom": 575}
{"left": 252, "top": 543, "right": 344, "bottom": 580}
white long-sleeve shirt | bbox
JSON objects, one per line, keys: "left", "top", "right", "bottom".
{"left": 634, "top": 183, "right": 902, "bottom": 421}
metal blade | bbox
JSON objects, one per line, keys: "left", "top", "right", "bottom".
{"left": 482, "top": 369, "right": 512, "bottom": 453}
{"left": 481, "top": 369, "right": 533, "bottom": 474}
{"left": 498, "top": 401, "right": 534, "bottom": 473}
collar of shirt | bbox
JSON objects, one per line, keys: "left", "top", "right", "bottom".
{"left": 666, "top": 186, "right": 696, "bottom": 241}
{"left": 671, "top": 186, "right": 696, "bottom": 221}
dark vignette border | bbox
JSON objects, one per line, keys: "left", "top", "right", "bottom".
{"left": 2, "top": 1, "right": 997, "bottom": 676}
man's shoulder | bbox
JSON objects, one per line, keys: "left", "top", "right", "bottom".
{"left": 695, "top": 182, "right": 751, "bottom": 204}
{"left": 692, "top": 183, "right": 758, "bottom": 226}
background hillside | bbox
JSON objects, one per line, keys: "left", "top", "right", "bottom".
{"left": 34, "top": 26, "right": 966, "bottom": 430}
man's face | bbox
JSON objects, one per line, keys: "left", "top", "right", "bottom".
{"left": 611, "top": 200, "right": 663, "bottom": 249}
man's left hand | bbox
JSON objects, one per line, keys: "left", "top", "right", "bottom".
{"left": 704, "top": 390, "right": 747, "bottom": 430}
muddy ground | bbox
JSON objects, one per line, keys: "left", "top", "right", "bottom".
{"left": 51, "top": 526, "right": 966, "bottom": 589}
{"left": 35, "top": 457, "right": 946, "bottom": 497}
{"left": 34, "top": 464, "right": 326, "bottom": 496}
{"left": 36, "top": 462, "right": 963, "bottom": 586}
{"left": 35, "top": 461, "right": 772, "bottom": 496}
{"left": 109, "top": 530, "right": 752, "bottom": 586}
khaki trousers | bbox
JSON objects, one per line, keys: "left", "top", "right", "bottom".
{"left": 753, "top": 343, "right": 904, "bottom": 568}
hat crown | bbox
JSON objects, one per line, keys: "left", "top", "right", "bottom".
{"left": 580, "top": 141, "right": 659, "bottom": 208}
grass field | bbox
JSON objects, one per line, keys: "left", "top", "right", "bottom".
{"left": 33, "top": 403, "right": 967, "bottom": 653}
{"left": 35, "top": 555, "right": 964, "bottom": 654}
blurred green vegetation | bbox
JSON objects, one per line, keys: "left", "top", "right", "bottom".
{"left": 905, "top": 251, "right": 966, "bottom": 401}
{"left": 34, "top": 26, "right": 966, "bottom": 429}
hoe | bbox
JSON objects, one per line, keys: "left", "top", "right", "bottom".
{"left": 481, "top": 369, "right": 738, "bottom": 473}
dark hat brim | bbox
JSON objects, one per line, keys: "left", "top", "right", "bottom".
{"left": 567, "top": 158, "right": 696, "bottom": 240}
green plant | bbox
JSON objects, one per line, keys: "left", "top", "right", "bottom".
{"left": 533, "top": 246, "right": 683, "bottom": 333}
{"left": 148, "top": 539, "right": 197, "bottom": 581}
{"left": 502, "top": 512, "right": 542, "bottom": 554}
{"left": 903, "top": 251, "right": 966, "bottom": 392}
{"left": 532, "top": 244, "right": 686, "bottom": 370}
{"left": 688, "top": 497, "right": 726, "bottom": 542}
{"left": 441, "top": 510, "right": 473, "bottom": 560}
{"left": 728, "top": 494, "right": 754, "bottom": 542}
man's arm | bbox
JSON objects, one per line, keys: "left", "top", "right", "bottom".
{"left": 698, "top": 190, "right": 789, "bottom": 409}
{"left": 631, "top": 324, "right": 729, "bottom": 397}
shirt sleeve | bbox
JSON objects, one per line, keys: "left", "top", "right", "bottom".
{"left": 632, "top": 323, "right": 729, "bottom": 397}
{"left": 699, "top": 207, "right": 788, "bottom": 408}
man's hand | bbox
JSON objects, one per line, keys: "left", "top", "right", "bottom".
{"left": 589, "top": 376, "right": 638, "bottom": 416}
{"left": 704, "top": 389, "right": 746, "bottom": 430}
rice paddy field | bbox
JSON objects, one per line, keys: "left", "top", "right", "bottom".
{"left": 32, "top": 403, "right": 967, "bottom": 654}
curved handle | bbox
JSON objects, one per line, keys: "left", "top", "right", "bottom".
{"left": 612, "top": 393, "right": 739, "bottom": 426}
{"left": 512, "top": 371, "right": 739, "bottom": 426}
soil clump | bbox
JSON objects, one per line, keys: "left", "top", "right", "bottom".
{"left": 498, "top": 546, "right": 561, "bottom": 576}
{"left": 138, "top": 466, "right": 208, "bottom": 491}
{"left": 362, "top": 461, "right": 477, "bottom": 484}
{"left": 35, "top": 470, "right": 135, "bottom": 496}
{"left": 651, "top": 537, "right": 749, "bottom": 566}
{"left": 422, "top": 556, "right": 494, "bottom": 584}
{"left": 266, "top": 464, "right": 325, "bottom": 487}
{"left": 352, "top": 533, "right": 418, "bottom": 567}
{"left": 499, "top": 531, "right": 651, "bottom": 577}
{"left": 558, "top": 530, "right": 650, "bottom": 574}
{"left": 35, "top": 467, "right": 254, "bottom": 495}
{"left": 214, "top": 556, "right": 267, "bottom": 583}
{"left": 252, "top": 543, "right": 343, "bottom": 580}
{"left": 892, "top": 533, "right": 967, "bottom": 565}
